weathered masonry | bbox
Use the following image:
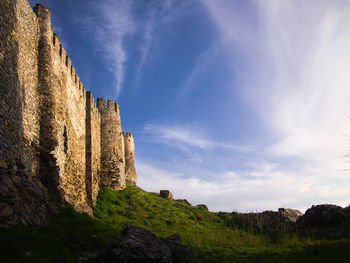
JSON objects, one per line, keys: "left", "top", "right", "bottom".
{"left": 0, "top": 0, "right": 137, "bottom": 226}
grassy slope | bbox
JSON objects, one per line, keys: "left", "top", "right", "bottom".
{"left": 1, "top": 186, "right": 349, "bottom": 262}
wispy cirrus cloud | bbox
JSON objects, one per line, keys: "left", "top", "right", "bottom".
{"left": 143, "top": 122, "right": 250, "bottom": 152}
{"left": 133, "top": 0, "right": 191, "bottom": 90}
{"left": 82, "top": 0, "right": 134, "bottom": 98}
{"left": 177, "top": 45, "right": 220, "bottom": 100}
{"left": 81, "top": 0, "right": 190, "bottom": 97}
{"left": 202, "top": 0, "right": 350, "bottom": 166}
{"left": 199, "top": 0, "right": 350, "bottom": 184}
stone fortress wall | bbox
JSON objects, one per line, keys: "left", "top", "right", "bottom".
{"left": 0, "top": 0, "right": 137, "bottom": 226}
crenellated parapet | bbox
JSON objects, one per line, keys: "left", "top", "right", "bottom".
{"left": 52, "top": 31, "right": 86, "bottom": 100}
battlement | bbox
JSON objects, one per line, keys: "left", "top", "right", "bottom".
{"left": 97, "top": 98, "right": 120, "bottom": 113}
{"left": 66, "top": 55, "right": 71, "bottom": 68}
{"left": 123, "top": 132, "right": 133, "bottom": 138}
{"left": 33, "top": 3, "right": 50, "bottom": 20}
{"left": 51, "top": 27, "right": 86, "bottom": 97}
{"left": 86, "top": 92, "right": 101, "bottom": 118}
{"left": 97, "top": 98, "right": 106, "bottom": 109}
{"left": 53, "top": 33, "right": 59, "bottom": 48}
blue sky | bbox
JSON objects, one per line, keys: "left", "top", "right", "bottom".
{"left": 28, "top": 0, "right": 350, "bottom": 212}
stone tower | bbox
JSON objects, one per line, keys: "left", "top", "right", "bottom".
{"left": 97, "top": 98, "right": 126, "bottom": 190}
{"left": 123, "top": 132, "right": 138, "bottom": 185}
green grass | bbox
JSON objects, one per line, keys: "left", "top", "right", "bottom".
{"left": 1, "top": 185, "right": 350, "bottom": 262}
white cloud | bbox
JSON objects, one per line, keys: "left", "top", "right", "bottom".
{"left": 136, "top": 159, "right": 350, "bottom": 213}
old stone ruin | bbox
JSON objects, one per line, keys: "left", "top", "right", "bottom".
{"left": 0, "top": 0, "right": 137, "bottom": 226}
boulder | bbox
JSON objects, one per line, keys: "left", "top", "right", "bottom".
{"left": 98, "top": 225, "right": 192, "bottom": 263}
{"left": 160, "top": 190, "right": 173, "bottom": 199}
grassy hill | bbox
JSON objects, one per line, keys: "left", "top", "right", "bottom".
{"left": 1, "top": 185, "right": 349, "bottom": 262}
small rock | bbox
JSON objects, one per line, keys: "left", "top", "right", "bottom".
{"left": 25, "top": 251, "right": 32, "bottom": 256}
{"left": 160, "top": 190, "right": 173, "bottom": 199}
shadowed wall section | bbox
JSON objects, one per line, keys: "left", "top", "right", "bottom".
{"left": 0, "top": 0, "right": 48, "bottom": 226}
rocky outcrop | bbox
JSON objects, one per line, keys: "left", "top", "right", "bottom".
{"left": 98, "top": 225, "right": 192, "bottom": 263}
